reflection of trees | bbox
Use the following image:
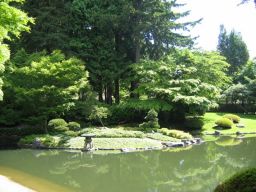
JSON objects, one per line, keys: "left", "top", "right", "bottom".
{"left": 0, "top": 138, "right": 256, "bottom": 192}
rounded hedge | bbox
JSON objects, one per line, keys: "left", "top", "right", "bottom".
{"left": 215, "top": 118, "right": 233, "bottom": 129}
{"left": 223, "top": 114, "right": 241, "bottom": 123}
{"left": 48, "top": 119, "right": 68, "bottom": 132}
{"left": 214, "top": 168, "right": 256, "bottom": 192}
{"left": 68, "top": 122, "right": 81, "bottom": 131}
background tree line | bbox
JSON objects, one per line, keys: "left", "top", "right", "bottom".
{"left": 0, "top": 0, "right": 254, "bottom": 130}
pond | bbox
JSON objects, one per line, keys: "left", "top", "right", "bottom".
{"left": 0, "top": 136, "right": 256, "bottom": 192}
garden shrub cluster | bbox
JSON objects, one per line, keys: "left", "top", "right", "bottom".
{"left": 48, "top": 119, "right": 81, "bottom": 133}
{"left": 184, "top": 117, "right": 204, "bottom": 130}
{"left": 68, "top": 122, "right": 81, "bottom": 131}
{"left": 158, "top": 128, "right": 193, "bottom": 140}
{"left": 139, "top": 109, "right": 160, "bottom": 130}
{"left": 214, "top": 168, "right": 256, "bottom": 192}
{"left": 19, "top": 135, "right": 60, "bottom": 147}
{"left": 215, "top": 118, "right": 233, "bottom": 129}
{"left": 223, "top": 114, "right": 240, "bottom": 123}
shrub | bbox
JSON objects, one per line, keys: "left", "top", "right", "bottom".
{"left": 48, "top": 119, "right": 69, "bottom": 132}
{"left": 64, "top": 130, "right": 79, "bottom": 137}
{"left": 223, "top": 114, "right": 240, "bottom": 123}
{"left": 68, "top": 122, "right": 81, "bottom": 131}
{"left": 184, "top": 117, "right": 204, "bottom": 130}
{"left": 19, "top": 135, "right": 58, "bottom": 147}
{"left": 139, "top": 109, "right": 160, "bottom": 130}
{"left": 158, "top": 128, "right": 193, "bottom": 140}
{"left": 214, "top": 168, "right": 256, "bottom": 192}
{"left": 215, "top": 118, "right": 233, "bottom": 129}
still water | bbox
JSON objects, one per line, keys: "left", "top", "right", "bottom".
{"left": 0, "top": 136, "right": 256, "bottom": 192}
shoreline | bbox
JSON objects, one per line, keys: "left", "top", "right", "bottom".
{"left": 0, "top": 175, "right": 35, "bottom": 192}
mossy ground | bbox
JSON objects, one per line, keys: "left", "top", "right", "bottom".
{"left": 202, "top": 112, "right": 256, "bottom": 135}
{"left": 67, "top": 137, "right": 163, "bottom": 149}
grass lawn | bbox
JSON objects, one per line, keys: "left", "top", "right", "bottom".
{"left": 202, "top": 112, "right": 256, "bottom": 135}
{"left": 67, "top": 137, "right": 163, "bottom": 149}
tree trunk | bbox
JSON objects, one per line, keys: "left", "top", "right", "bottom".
{"left": 106, "top": 83, "right": 113, "bottom": 105}
{"left": 130, "top": 42, "right": 140, "bottom": 98}
{"left": 114, "top": 78, "right": 120, "bottom": 104}
{"left": 98, "top": 81, "right": 103, "bottom": 102}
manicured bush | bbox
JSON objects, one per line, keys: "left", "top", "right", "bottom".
{"left": 19, "top": 134, "right": 59, "bottom": 147}
{"left": 139, "top": 109, "right": 160, "bottom": 130}
{"left": 48, "top": 118, "right": 69, "bottom": 132}
{"left": 214, "top": 168, "right": 256, "bottom": 192}
{"left": 68, "top": 122, "right": 81, "bottom": 131}
{"left": 223, "top": 114, "right": 241, "bottom": 123}
{"left": 64, "top": 130, "right": 79, "bottom": 137}
{"left": 184, "top": 117, "right": 204, "bottom": 130}
{"left": 215, "top": 118, "right": 233, "bottom": 129}
{"left": 158, "top": 128, "right": 193, "bottom": 140}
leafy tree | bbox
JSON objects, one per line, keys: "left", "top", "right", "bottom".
{"left": 174, "top": 49, "right": 231, "bottom": 89}
{"left": 0, "top": 50, "right": 90, "bottom": 127}
{"left": 88, "top": 106, "right": 111, "bottom": 127}
{"left": 217, "top": 25, "right": 249, "bottom": 76}
{"left": 0, "top": 0, "right": 33, "bottom": 100}
{"left": 133, "top": 54, "right": 219, "bottom": 120}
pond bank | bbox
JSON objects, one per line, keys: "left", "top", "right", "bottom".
{"left": 19, "top": 137, "right": 203, "bottom": 153}
{"left": 0, "top": 175, "right": 35, "bottom": 192}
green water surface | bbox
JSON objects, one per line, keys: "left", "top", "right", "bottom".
{"left": 0, "top": 136, "right": 256, "bottom": 192}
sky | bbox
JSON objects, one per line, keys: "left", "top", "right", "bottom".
{"left": 179, "top": 0, "right": 256, "bottom": 58}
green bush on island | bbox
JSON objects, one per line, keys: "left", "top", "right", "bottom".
{"left": 48, "top": 119, "right": 69, "bottom": 132}
{"left": 214, "top": 168, "right": 256, "bottom": 192}
{"left": 158, "top": 128, "right": 193, "bottom": 140}
{"left": 19, "top": 135, "right": 59, "bottom": 147}
{"left": 223, "top": 114, "right": 241, "bottom": 123}
{"left": 215, "top": 118, "right": 233, "bottom": 129}
{"left": 68, "top": 122, "right": 81, "bottom": 131}
{"left": 184, "top": 117, "right": 204, "bottom": 130}
{"left": 64, "top": 130, "right": 79, "bottom": 137}
{"left": 139, "top": 109, "right": 160, "bottom": 130}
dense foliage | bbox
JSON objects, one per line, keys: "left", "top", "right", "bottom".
{"left": 0, "top": 0, "right": 251, "bottom": 133}
{"left": 0, "top": 50, "right": 90, "bottom": 127}
{"left": 0, "top": 0, "right": 33, "bottom": 100}
{"left": 214, "top": 168, "right": 256, "bottom": 192}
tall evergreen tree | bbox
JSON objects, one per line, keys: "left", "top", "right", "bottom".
{"left": 12, "top": 0, "right": 72, "bottom": 53}
{"left": 217, "top": 25, "right": 249, "bottom": 76}
{"left": 70, "top": 0, "right": 198, "bottom": 103}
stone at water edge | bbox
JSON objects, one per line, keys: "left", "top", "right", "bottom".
{"left": 214, "top": 130, "right": 221, "bottom": 136}
{"left": 236, "top": 124, "right": 245, "bottom": 128}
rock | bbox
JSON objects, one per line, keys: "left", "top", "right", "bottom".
{"left": 32, "top": 138, "right": 44, "bottom": 148}
{"left": 236, "top": 131, "right": 243, "bottom": 135}
{"left": 183, "top": 140, "right": 192, "bottom": 146}
{"left": 121, "top": 148, "right": 137, "bottom": 153}
{"left": 194, "top": 138, "right": 202, "bottom": 144}
{"left": 214, "top": 130, "right": 221, "bottom": 136}
{"left": 162, "top": 142, "right": 185, "bottom": 147}
{"left": 236, "top": 124, "right": 245, "bottom": 128}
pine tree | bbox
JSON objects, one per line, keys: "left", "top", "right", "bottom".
{"left": 217, "top": 25, "right": 249, "bottom": 76}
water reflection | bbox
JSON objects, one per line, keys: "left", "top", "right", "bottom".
{"left": 0, "top": 137, "right": 256, "bottom": 192}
